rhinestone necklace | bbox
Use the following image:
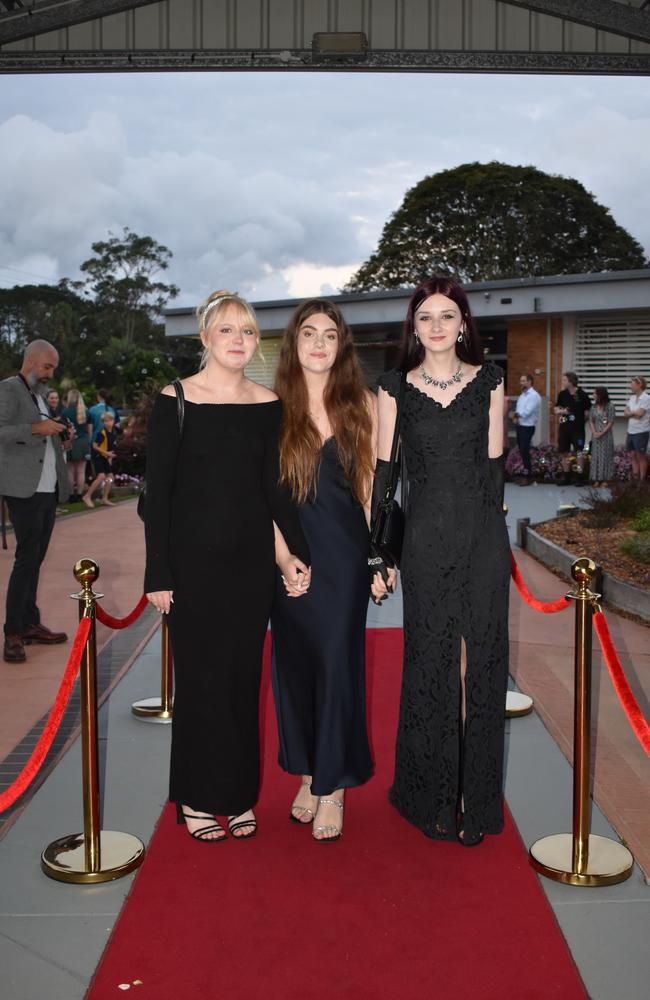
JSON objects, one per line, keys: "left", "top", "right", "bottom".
{"left": 419, "top": 363, "right": 463, "bottom": 390}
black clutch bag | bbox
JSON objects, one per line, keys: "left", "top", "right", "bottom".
{"left": 370, "top": 371, "right": 406, "bottom": 568}
{"left": 137, "top": 379, "right": 185, "bottom": 523}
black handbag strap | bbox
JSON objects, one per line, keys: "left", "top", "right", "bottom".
{"left": 171, "top": 378, "right": 185, "bottom": 435}
{"left": 383, "top": 371, "right": 406, "bottom": 503}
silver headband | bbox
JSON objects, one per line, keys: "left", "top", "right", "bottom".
{"left": 199, "top": 295, "right": 233, "bottom": 329}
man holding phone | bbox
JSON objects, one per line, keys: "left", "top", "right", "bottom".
{"left": 0, "top": 340, "right": 71, "bottom": 663}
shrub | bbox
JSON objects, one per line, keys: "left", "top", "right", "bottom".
{"left": 620, "top": 534, "right": 650, "bottom": 565}
{"left": 582, "top": 482, "right": 650, "bottom": 528}
{"left": 629, "top": 507, "right": 650, "bottom": 534}
{"left": 505, "top": 444, "right": 563, "bottom": 480}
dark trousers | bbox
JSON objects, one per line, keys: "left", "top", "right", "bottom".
{"left": 516, "top": 425, "right": 535, "bottom": 476}
{"left": 4, "top": 492, "right": 57, "bottom": 636}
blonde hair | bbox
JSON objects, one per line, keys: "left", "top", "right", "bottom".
{"left": 66, "top": 387, "right": 87, "bottom": 425}
{"left": 101, "top": 409, "right": 115, "bottom": 424}
{"left": 196, "top": 289, "right": 262, "bottom": 370}
{"left": 631, "top": 375, "right": 647, "bottom": 392}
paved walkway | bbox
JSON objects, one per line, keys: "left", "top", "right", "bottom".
{"left": 0, "top": 487, "right": 649, "bottom": 999}
{"left": 0, "top": 499, "right": 151, "bottom": 762}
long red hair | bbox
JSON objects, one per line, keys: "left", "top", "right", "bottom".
{"left": 274, "top": 299, "right": 374, "bottom": 505}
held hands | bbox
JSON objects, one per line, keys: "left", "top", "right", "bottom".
{"left": 370, "top": 563, "right": 398, "bottom": 604}
{"left": 279, "top": 555, "right": 311, "bottom": 598}
{"left": 146, "top": 590, "right": 174, "bottom": 614}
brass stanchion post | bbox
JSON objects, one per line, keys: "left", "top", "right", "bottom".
{"left": 529, "top": 557, "right": 633, "bottom": 887}
{"left": 41, "top": 559, "right": 145, "bottom": 884}
{"left": 131, "top": 615, "right": 173, "bottom": 723}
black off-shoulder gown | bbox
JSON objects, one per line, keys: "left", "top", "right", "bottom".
{"left": 378, "top": 363, "right": 510, "bottom": 846}
{"left": 144, "top": 395, "right": 309, "bottom": 817}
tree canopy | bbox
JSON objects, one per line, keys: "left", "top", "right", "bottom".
{"left": 344, "top": 162, "right": 648, "bottom": 291}
{"left": 80, "top": 227, "right": 179, "bottom": 344}
{"left": 0, "top": 229, "right": 193, "bottom": 401}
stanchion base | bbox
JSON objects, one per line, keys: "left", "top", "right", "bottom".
{"left": 529, "top": 833, "right": 633, "bottom": 887}
{"left": 131, "top": 697, "right": 173, "bottom": 723}
{"left": 505, "top": 691, "right": 534, "bottom": 718}
{"left": 41, "top": 830, "right": 145, "bottom": 884}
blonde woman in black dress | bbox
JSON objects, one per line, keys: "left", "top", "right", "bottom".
{"left": 371, "top": 276, "right": 509, "bottom": 847}
{"left": 144, "top": 290, "right": 310, "bottom": 842}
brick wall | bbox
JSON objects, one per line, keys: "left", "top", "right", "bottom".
{"left": 507, "top": 317, "right": 564, "bottom": 443}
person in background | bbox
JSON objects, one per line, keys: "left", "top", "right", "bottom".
{"left": 624, "top": 376, "right": 650, "bottom": 482}
{"left": 0, "top": 340, "right": 70, "bottom": 663}
{"left": 46, "top": 389, "right": 61, "bottom": 418}
{"left": 86, "top": 388, "right": 120, "bottom": 442}
{"left": 511, "top": 373, "right": 541, "bottom": 485}
{"left": 82, "top": 410, "right": 117, "bottom": 508}
{"left": 554, "top": 372, "right": 591, "bottom": 484}
{"left": 588, "top": 387, "right": 616, "bottom": 487}
{"left": 60, "top": 388, "right": 91, "bottom": 503}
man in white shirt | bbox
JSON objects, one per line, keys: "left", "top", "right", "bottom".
{"left": 512, "top": 373, "right": 541, "bottom": 485}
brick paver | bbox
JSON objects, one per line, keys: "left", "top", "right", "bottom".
{"left": 0, "top": 500, "right": 149, "bottom": 761}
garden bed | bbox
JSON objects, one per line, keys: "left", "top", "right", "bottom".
{"left": 534, "top": 512, "right": 650, "bottom": 591}
{"left": 523, "top": 483, "right": 650, "bottom": 623}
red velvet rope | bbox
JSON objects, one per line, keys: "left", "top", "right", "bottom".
{"left": 95, "top": 594, "right": 149, "bottom": 630}
{"left": 0, "top": 616, "right": 91, "bottom": 814}
{"left": 593, "top": 611, "right": 650, "bottom": 757}
{"left": 510, "top": 552, "right": 571, "bottom": 614}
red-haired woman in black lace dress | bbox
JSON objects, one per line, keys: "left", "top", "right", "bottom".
{"left": 371, "top": 277, "right": 510, "bottom": 847}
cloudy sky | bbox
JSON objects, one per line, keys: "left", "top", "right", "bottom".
{"left": 0, "top": 70, "right": 649, "bottom": 306}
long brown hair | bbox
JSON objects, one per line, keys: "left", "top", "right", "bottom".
{"left": 274, "top": 298, "right": 374, "bottom": 505}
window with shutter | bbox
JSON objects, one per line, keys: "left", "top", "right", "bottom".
{"left": 245, "top": 336, "right": 282, "bottom": 389}
{"left": 573, "top": 317, "right": 650, "bottom": 411}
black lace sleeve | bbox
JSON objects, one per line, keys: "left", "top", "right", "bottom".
{"left": 143, "top": 394, "right": 181, "bottom": 593}
{"left": 483, "top": 361, "right": 505, "bottom": 391}
{"left": 377, "top": 368, "right": 402, "bottom": 399}
{"left": 262, "top": 402, "right": 311, "bottom": 567}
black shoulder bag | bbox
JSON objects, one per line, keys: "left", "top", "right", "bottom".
{"left": 370, "top": 371, "right": 406, "bottom": 568}
{"left": 137, "top": 379, "right": 185, "bottom": 523}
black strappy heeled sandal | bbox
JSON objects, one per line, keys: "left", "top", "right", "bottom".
{"left": 227, "top": 812, "right": 257, "bottom": 840}
{"left": 456, "top": 816, "right": 484, "bottom": 847}
{"left": 176, "top": 803, "right": 227, "bottom": 843}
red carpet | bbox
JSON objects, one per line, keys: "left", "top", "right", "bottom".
{"left": 86, "top": 630, "right": 587, "bottom": 1000}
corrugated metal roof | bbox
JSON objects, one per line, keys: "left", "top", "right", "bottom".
{"left": 1, "top": 1, "right": 649, "bottom": 74}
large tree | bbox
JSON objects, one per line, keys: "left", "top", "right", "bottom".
{"left": 80, "top": 227, "right": 179, "bottom": 343}
{"left": 345, "top": 162, "right": 647, "bottom": 291}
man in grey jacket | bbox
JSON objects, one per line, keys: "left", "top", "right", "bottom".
{"left": 0, "top": 340, "right": 70, "bottom": 662}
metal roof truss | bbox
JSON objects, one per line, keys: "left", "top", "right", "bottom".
{"left": 1, "top": 0, "right": 649, "bottom": 75}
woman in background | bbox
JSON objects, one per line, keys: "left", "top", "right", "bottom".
{"left": 588, "top": 387, "right": 615, "bottom": 487}
{"left": 271, "top": 298, "right": 376, "bottom": 842}
{"left": 60, "top": 388, "right": 90, "bottom": 503}
{"left": 624, "top": 376, "right": 650, "bottom": 482}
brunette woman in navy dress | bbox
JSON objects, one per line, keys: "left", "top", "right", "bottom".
{"left": 271, "top": 299, "right": 376, "bottom": 842}
{"left": 144, "top": 290, "right": 310, "bottom": 843}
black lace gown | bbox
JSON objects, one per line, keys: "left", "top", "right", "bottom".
{"left": 144, "top": 396, "right": 308, "bottom": 818}
{"left": 378, "top": 363, "right": 510, "bottom": 845}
